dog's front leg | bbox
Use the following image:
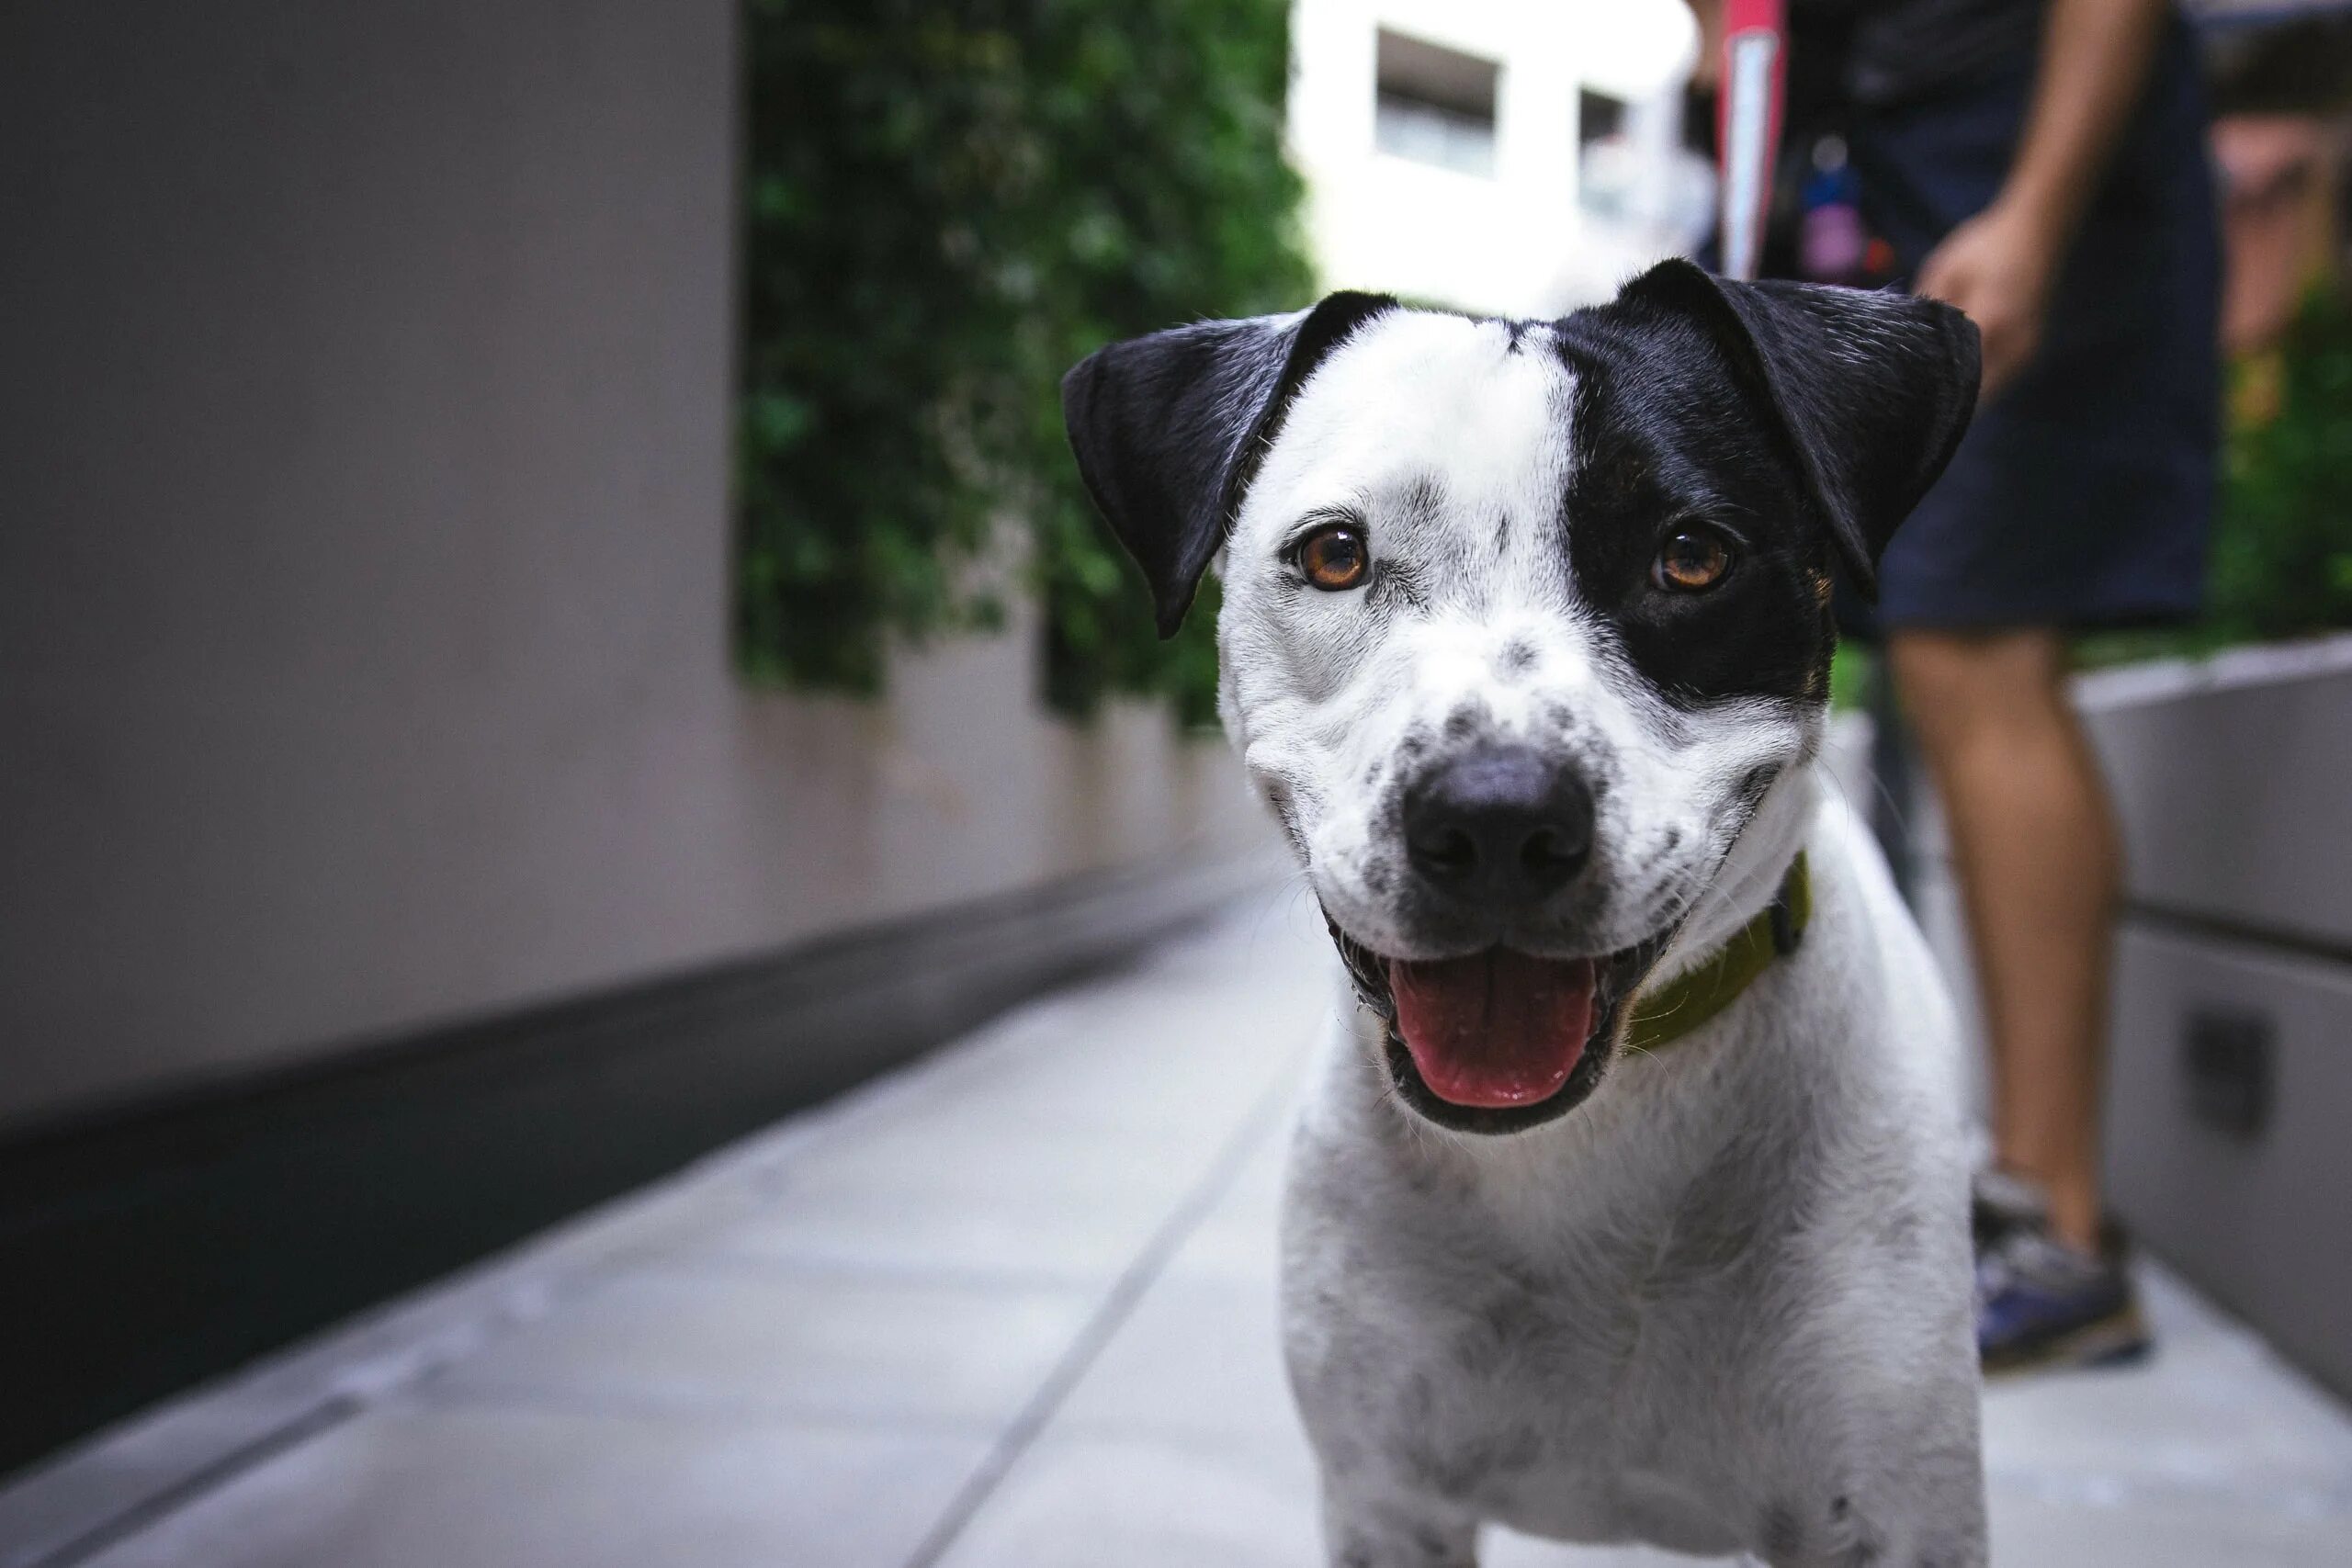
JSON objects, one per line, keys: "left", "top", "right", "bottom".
{"left": 1320, "top": 1481, "right": 1479, "bottom": 1568}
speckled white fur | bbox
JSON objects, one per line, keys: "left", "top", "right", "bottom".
{"left": 1213, "top": 312, "right": 1986, "bottom": 1566}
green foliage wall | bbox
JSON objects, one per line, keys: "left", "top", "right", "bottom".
{"left": 2076, "top": 285, "right": 2352, "bottom": 671}
{"left": 739, "top": 0, "right": 1313, "bottom": 722}
{"left": 2210, "top": 288, "right": 2352, "bottom": 642}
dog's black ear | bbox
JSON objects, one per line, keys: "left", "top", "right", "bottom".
{"left": 1060, "top": 292, "right": 1398, "bottom": 636}
{"left": 1615, "top": 258, "right": 1979, "bottom": 598}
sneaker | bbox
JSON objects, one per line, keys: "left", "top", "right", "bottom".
{"left": 1970, "top": 1167, "right": 2049, "bottom": 1253}
{"left": 1976, "top": 1223, "right": 2153, "bottom": 1375}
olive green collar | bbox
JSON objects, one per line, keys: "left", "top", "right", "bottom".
{"left": 1622, "top": 853, "right": 1811, "bottom": 1055}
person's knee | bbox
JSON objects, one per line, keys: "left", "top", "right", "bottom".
{"left": 1887, "top": 629, "right": 2068, "bottom": 747}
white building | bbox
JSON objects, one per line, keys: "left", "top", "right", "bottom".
{"left": 1289, "top": 0, "right": 1710, "bottom": 316}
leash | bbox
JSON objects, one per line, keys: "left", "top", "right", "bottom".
{"left": 1715, "top": 0, "right": 1789, "bottom": 283}
{"left": 1622, "top": 852, "right": 1810, "bottom": 1054}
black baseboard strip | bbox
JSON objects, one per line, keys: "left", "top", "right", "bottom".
{"left": 2120, "top": 899, "right": 2352, "bottom": 973}
{"left": 0, "top": 852, "right": 1274, "bottom": 1479}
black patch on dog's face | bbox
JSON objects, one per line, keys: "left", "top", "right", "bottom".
{"left": 1541, "top": 258, "right": 1980, "bottom": 709}
{"left": 1554, "top": 310, "right": 1838, "bottom": 707}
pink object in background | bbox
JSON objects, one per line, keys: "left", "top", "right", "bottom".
{"left": 1802, "top": 202, "right": 1869, "bottom": 282}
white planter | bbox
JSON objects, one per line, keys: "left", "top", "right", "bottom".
{"left": 1911, "top": 632, "right": 2352, "bottom": 1397}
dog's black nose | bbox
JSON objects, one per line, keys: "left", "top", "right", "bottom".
{"left": 1403, "top": 746, "right": 1594, "bottom": 906}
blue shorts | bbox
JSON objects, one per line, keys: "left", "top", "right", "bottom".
{"left": 1846, "top": 23, "right": 2222, "bottom": 633}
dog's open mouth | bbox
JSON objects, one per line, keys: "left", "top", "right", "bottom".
{"left": 1327, "top": 921, "right": 1670, "bottom": 1134}
{"left": 1391, "top": 950, "right": 1596, "bottom": 1107}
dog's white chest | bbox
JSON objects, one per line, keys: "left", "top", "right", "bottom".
{"left": 1282, "top": 1123, "right": 1779, "bottom": 1554}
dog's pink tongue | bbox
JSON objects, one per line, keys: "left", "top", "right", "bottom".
{"left": 1388, "top": 952, "right": 1596, "bottom": 1109}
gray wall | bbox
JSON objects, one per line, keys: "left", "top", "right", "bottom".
{"left": 0, "top": 2, "right": 1264, "bottom": 1133}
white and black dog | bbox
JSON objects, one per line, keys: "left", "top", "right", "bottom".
{"left": 1062, "top": 259, "right": 1986, "bottom": 1566}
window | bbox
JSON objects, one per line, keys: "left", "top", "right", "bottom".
{"left": 1578, "top": 88, "right": 1627, "bottom": 147}
{"left": 1374, "top": 29, "right": 1499, "bottom": 177}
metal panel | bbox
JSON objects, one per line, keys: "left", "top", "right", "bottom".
{"left": 2105, "top": 921, "right": 2352, "bottom": 1399}
{"left": 2079, "top": 640, "right": 2352, "bottom": 955}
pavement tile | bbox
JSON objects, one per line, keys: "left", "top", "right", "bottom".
{"left": 755, "top": 1110, "right": 1209, "bottom": 1208}
{"left": 1984, "top": 1341, "right": 2352, "bottom": 1500}
{"left": 1163, "top": 1133, "right": 1290, "bottom": 1285}
{"left": 676, "top": 1169, "right": 1170, "bottom": 1286}
{"left": 1983, "top": 1263, "right": 2352, "bottom": 1503}
{"left": 17, "top": 901, "right": 2352, "bottom": 1568}
{"left": 929, "top": 1429, "right": 1322, "bottom": 1568}
{"left": 1986, "top": 1481, "right": 2352, "bottom": 1568}
{"left": 417, "top": 1264, "right": 1095, "bottom": 1429}
{"left": 724, "top": 1110, "right": 1199, "bottom": 1260}
{"left": 874, "top": 996, "right": 1307, "bottom": 1144}
{"left": 73, "top": 1406, "right": 988, "bottom": 1568}
{"left": 1053, "top": 1262, "right": 1302, "bottom": 1460}
{"left": 664, "top": 1043, "right": 1281, "bottom": 1285}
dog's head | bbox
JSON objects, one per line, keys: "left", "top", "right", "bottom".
{"left": 1063, "top": 260, "right": 1977, "bottom": 1133}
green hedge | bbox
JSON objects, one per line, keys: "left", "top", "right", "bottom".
{"left": 739, "top": 0, "right": 1312, "bottom": 724}
{"left": 2078, "top": 285, "right": 2352, "bottom": 668}
{"left": 2209, "top": 287, "right": 2352, "bottom": 642}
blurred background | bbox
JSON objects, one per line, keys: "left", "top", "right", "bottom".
{"left": 3, "top": 2, "right": 2350, "bottom": 1564}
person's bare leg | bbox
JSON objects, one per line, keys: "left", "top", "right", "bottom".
{"left": 1888, "top": 628, "right": 2119, "bottom": 1254}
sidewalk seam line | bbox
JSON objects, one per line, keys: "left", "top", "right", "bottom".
{"left": 20, "top": 1397, "right": 364, "bottom": 1568}
{"left": 897, "top": 1063, "right": 1299, "bottom": 1568}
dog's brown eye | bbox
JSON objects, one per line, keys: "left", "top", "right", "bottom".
{"left": 1653, "top": 526, "right": 1732, "bottom": 593}
{"left": 1298, "top": 524, "right": 1370, "bottom": 592}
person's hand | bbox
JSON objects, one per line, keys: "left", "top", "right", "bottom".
{"left": 1913, "top": 200, "right": 2063, "bottom": 400}
{"left": 1687, "top": 1, "right": 1725, "bottom": 89}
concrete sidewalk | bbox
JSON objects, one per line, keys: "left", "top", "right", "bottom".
{"left": 6, "top": 894, "right": 2350, "bottom": 1567}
